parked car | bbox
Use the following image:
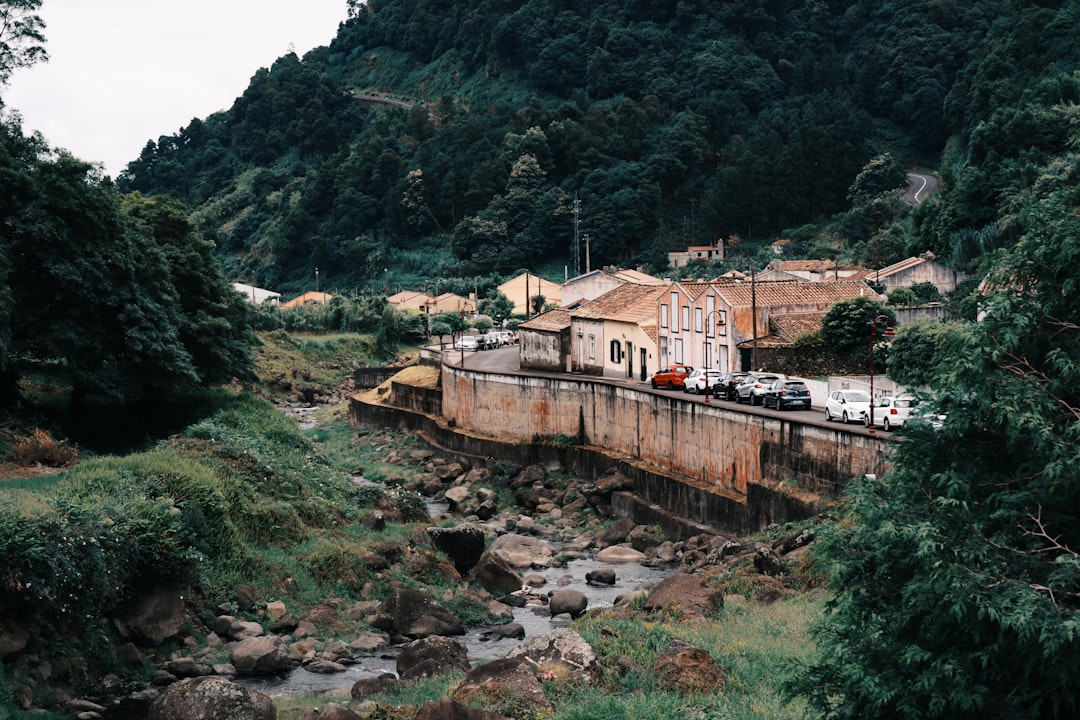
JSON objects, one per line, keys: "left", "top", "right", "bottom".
{"left": 824, "top": 389, "right": 872, "bottom": 424}
{"left": 453, "top": 336, "right": 478, "bottom": 351}
{"left": 496, "top": 330, "right": 516, "bottom": 346}
{"left": 763, "top": 378, "right": 812, "bottom": 410}
{"left": 650, "top": 364, "right": 694, "bottom": 390}
{"left": 864, "top": 395, "right": 920, "bottom": 431}
{"left": 476, "top": 332, "right": 500, "bottom": 350}
{"left": 735, "top": 373, "right": 784, "bottom": 405}
{"left": 717, "top": 371, "right": 752, "bottom": 401}
{"left": 684, "top": 369, "right": 724, "bottom": 395}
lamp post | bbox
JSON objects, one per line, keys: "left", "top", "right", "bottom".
{"left": 702, "top": 311, "right": 727, "bottom": 404}
{"left": 868, "top": 314, "right": 896, "bottom": 435}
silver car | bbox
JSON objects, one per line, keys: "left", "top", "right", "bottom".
{"left": 734, "top": 373, "right": 783, "bottom": 405}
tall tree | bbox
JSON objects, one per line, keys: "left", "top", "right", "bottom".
{"left": 795, "top": 153, "right": 1080, "bottom": 719}
{"left": 0, "top": 0, "right": 47, "bottom": 85}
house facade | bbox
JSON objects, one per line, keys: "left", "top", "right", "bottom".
{"left": 569, "top": 283, "right": 668, "bottom": 380}
{"left": 498, "top": 272, "right": 563, "bottom": 316}
{"left": 656, "top": 279, "right": 884, "bottom": 372}
{"left": 518, "top": 309, "right": 572, "bottom": 372}
{"left": 873, "top": 252, "right": 967, "bottom": 295}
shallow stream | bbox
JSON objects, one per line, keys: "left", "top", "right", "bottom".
{"left": 238, "top": 480, "right": 675, "bottom": 697}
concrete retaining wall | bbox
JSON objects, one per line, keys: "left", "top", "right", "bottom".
{"left": 441, "top": 365, "right": 887, "bottom": 499}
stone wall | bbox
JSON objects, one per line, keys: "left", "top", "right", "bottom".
{"left": 440, "top": 365, "right": 889, "bottom": 500}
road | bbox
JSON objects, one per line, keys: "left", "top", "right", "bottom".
{"left": 455, "top": 345, "right": 885, "bottom": 437}
{"left": 904, "top": 172, "right": 938, "bottom": 205}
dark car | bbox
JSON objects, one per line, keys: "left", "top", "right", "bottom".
{"left": 763, "top": 378, "right": 812, "bottom": 410}
{"left": 650, "top": 364, "right": 694, "bottom": 390}
{"left": 717, "top": 371, "right": 752, "bottom": 400}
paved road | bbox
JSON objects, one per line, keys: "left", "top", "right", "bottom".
{"left": 904, "top": 172, "right": 938, "bottom": 205}
{"left": 454, "top": 346, "right": 885, "bottom": 437}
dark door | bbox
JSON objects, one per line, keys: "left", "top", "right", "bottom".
{"left": 626, "top": 342, "right": 634, "bottom": 378}
{"left": 640, "top": 348, "right": 648, "bottom": 381}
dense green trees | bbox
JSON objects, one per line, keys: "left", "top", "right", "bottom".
{"left": 0, "top": 107, "right": 253, "bottom": 413}
{"left": 796, "top": 110, "right": 1080, "bottom": 720}
{"left": 116, "top": 0, "right": 1071, "bottom": 291}
{"left": 0, "top": 0, "right": 46, "bottom": 84}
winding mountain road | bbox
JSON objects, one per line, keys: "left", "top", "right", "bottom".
{"left": 904, "top": 172, "right": 938, "bottom": 205}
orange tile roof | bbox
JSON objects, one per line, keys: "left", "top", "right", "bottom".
{"left": 770, "top": 312, "right": 826, "bottom": 341}
{"left": 572, "top": 283, "right": 669, "bottom": 323}
{"left": 716, "top": 280, "right": 880, "bottom": 308}
{"left": 519, "top": 308, "right": 571, "bottom": 332}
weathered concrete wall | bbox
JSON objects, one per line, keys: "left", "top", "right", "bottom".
{"left": 441, "top": 364, "right": 888, "bottom": 499}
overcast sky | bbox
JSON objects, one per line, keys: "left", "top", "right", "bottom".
{"left": 4, "top": 0, "right": 348, "bottom": 177}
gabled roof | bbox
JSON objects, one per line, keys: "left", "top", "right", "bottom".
{"left": 770, "top": 312, "right": 826, "bottom": 342}
{"left": 874, "top": 256, "right": 929, "bottom": 278}
{"left": 611, "top": 268, "right": 665, "bottom": 285}
{"left": 388, "top": 290, "right": 428, "bottom": 304}
{"left": 519, "top": 308, "right": 571, "bottom": 332}
{"left": 572, "top": 283, "right": 669, "bottom": 324}
{"left": 282, "top": 291, "right": 332, "bottom": 308}
{"left": 716, "top": 280, "right": 879, "bottom": 308}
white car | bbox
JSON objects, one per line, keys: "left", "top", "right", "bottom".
{"left": 824, "top": 389, "right": 872, "bottom": 424}
{"left": 684, "top": 369, "right": 724, "bottom": 395}
{"left": 453, "top": 336, "right": 478, "bottom": 351}
{"left": 864, "top": 396, "right": 920, "bottom": 431}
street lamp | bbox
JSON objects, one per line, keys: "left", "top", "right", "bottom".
{"left": 702, "top": 311, "right": 727, "bottom": 404}
{"left": 868, "top": 314, "right": 896, "bottom": 435}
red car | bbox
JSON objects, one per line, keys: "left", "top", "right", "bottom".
{"left": 650, "top": 364, "right": 694, "bottom": 390}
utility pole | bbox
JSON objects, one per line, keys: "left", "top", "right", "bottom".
{"left": 583, "top": 233, "right": 591, "bottom": 274}
{"left": 572, "top": 194, "right": 581, "bottom": 276}
{"left": 751, "top": 263, "right": 758, "bottom": 371}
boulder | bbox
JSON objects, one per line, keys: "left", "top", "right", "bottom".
{"left": 147, "top": 676, "right": 275, "bottom": 720}
{"left": 642, "top": 573, "right": 724, "bottom": 617}
{"left": 594, "top": 545, "right": 647, "bottom": 564}
{"left": 415, "top": 698, "right": 513, "bottom": 720}
{"left": 627, "top": 524, "right": 661, "bottom": 552}
{"left": 0, "top": 618, "right": 29, "bottom": 659}
{"left": 585, "top": 568, "right": 616, "bottom": 586}
{"left": 443, "top": 485, "right": 473, "bottom": 511}
{"left": 450, "top": 657, "right": 551, "bottom": 712}
{"left": 776, "top": 527, "right": 815, "bottom": 555}
{"left": 301, "top": 703, "right": 362, "bottom": 720}
{"left": 469, "top": 552, "right": 524, "bottom": 596}
{"left": 117, "top": 590, "right": 186, "bottom": 646}
{"left": 231, "top": 636, "right": 292, "bottom": 676}
{"left": 369, "top": 583, "right": 464, "bottom": 638}
{"left": 487, "top": 534, "right": 555, "bottom": 568}
{"left": 360, "top": 510, "right": 386, "bottom": 531}
{"left": 506, "top": 628, "right": 600, "bottom": 684}
{"left": 652, "top": 640, "right": 726, "bottom": 695}
{"left": 595, "top": 518, "right": 636, "bottom": 548}
{"left": 396, "top": 636, "right": 471, "bottom": 680}
{"left": 350, "top": 673, "right": 402, "bottom": 700}
{"left": 479, "top": 622, "right": 525, "bottom": 642}
{"left": 265, "top": 601, "right": 287, "bottom": 622}
{"left": 427, "top": 524, "right": 487, "bottom": 575}
{"left": 508, "top": 465, "right": 546, "bottom": 491}
{"left": 753, "top": 544, "right": 785, "bottom": 576}
{"left": 547, "top": 589, "right": 588, "bottom": 618}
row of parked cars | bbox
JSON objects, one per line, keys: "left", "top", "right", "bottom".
{"left": 651, "top": 365, "right": 942, "bottom": 430}
{"left": 453, "top": 330, "right": 517, "bottom": 351}
{"left": 651, "top": 366, "right": 812, "bottom": 410}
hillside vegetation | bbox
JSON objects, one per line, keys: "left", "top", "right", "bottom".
{"left": 116, "top": 0, "right": 1080, "bottom": 296}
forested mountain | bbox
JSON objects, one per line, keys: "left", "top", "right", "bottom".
{"left": 116, "top": 0, "right": 1079, "bottom": 297}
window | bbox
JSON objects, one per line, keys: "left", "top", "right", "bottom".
{"left": 682, "top": 305, "right": 690, "bottom": 331}
{"left": 695, "top": 307, "right": 703, "bottom": 333}
{"left": 610, "top": 339, "right": 622, "bottom": 363}
{"left": 588, "top": 334, "right": 596, "bottom": 360}
{"left": 671, "top": 292, "right": 679, "bottom": 332}
{"left": 674, "top": 338, "right": 684, "bottom": 364}
{"left": 706, "top": 295, "right": 716, "bottom": 337}
{"left": 660, "top": 303, "right": 668, "bottom": 329}
{"left": 719, "top": 309, "right": 727, "bottom": 336}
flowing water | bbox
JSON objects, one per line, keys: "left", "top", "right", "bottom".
{"left": 238, "top": 479, "right": 676, "bottom": 697}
